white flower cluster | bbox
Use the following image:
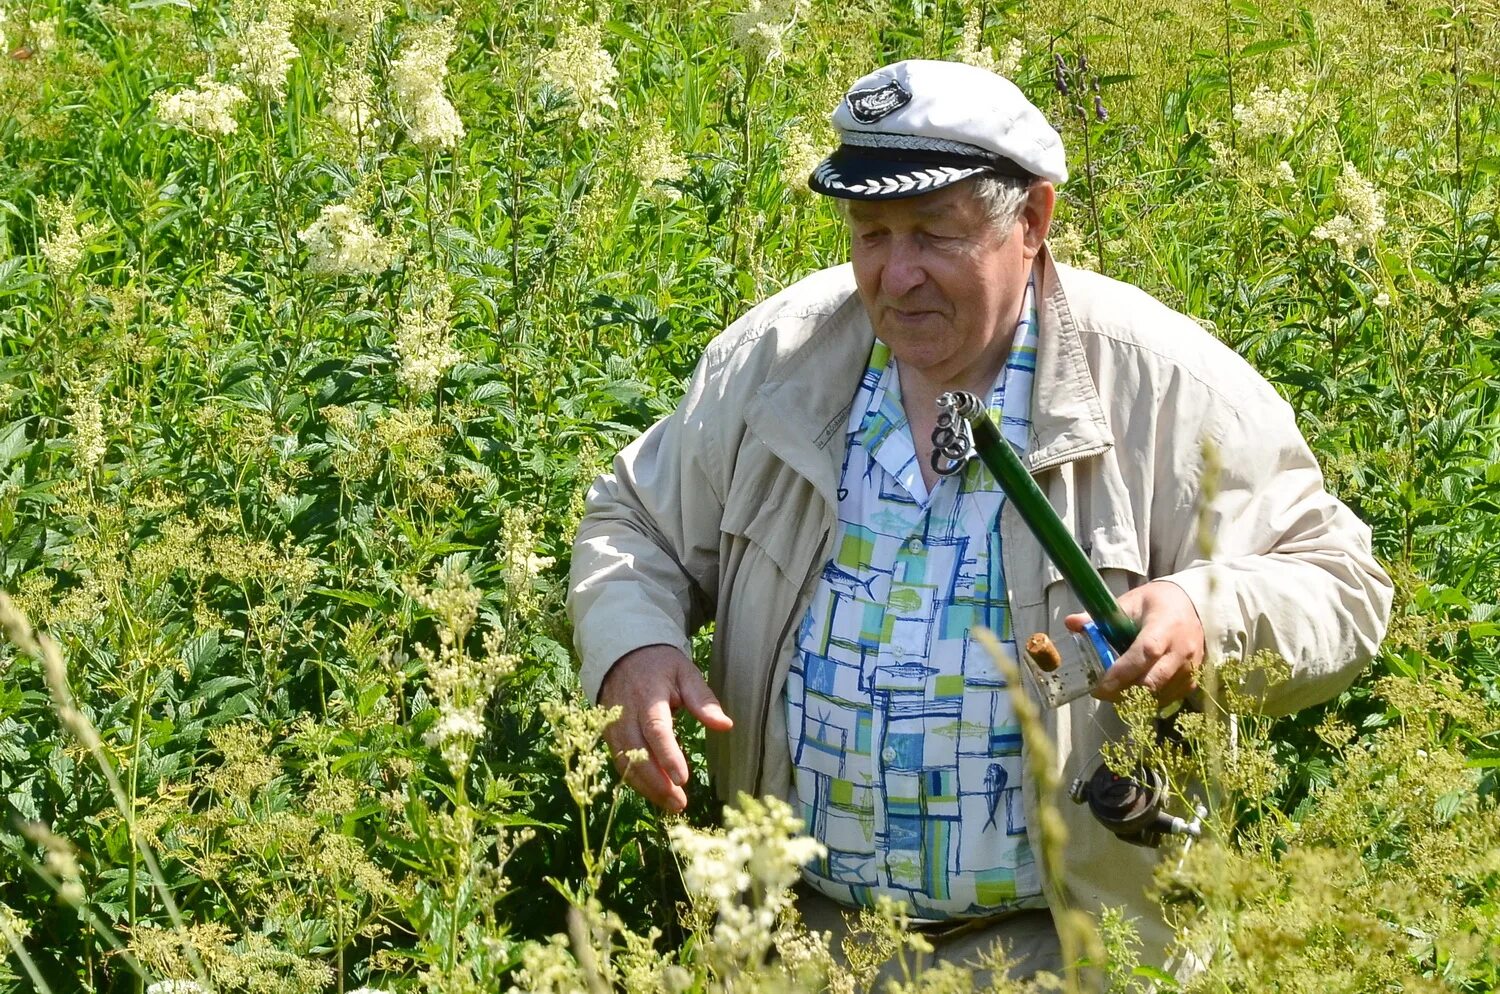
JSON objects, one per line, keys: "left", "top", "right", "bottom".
{"left": 730, "top": 0, "right": 802, "bottom": 64}
{"left": 409, "top": 560, "right": 517, "bottom": 775}
{"left": 1232, "top": 84, "right": 1301, "bottom": 141}
{"left": 297, "top": 203, "right": 396, "bottom": 277}
{"left": 780, "top": 125, "right": 825, "bottom": 194}
{"left": 954, "top": 11, "right": 1022, "bottom": 77}
{"left": 541, "top": 699, "right": 620, "bottom": 806}
{"left": 0, "top": 9, "right": 8, "bottom": 54}
{"left": 627, "top": 119, "right": 688, "bottom": 202}
{"left": 70, "top": 391, "right": 106, "bottom": 470}
{"left": 234, "top": 18, "right": 299, "bottom": 100}
{"left": 393, "top": 287, "right": 462, "bottom": 393}
{"left": 37, "top": 199, "right": 106, "bottom": 280}
{"left": 317, "top": 0, "right": 386, "bottom": 39}
{"left": 327, "top": 66, "right": 379, "bottom": 135}
{"left": 153, "top": 77, "right": 249, "bottom": 138}
{"left": 390, "top": 17, "right": 465, "bottom": 151}
{"left": 538, "top": 20, "right": 618, "bottom": 129}
{"left": 1313, "top": 161, "right": 1385, "bottom": 259}
{"left": 669, "top": 795, "right": 825, "bottom": 964}
{"left": 145, "top": 982, "right": 205, "bottom": 994}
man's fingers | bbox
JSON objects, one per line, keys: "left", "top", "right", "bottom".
{"left": 639, "top": 699, "right": 689, "bottom": 787}
{"left": 674, "top": 662, "right": 734, "bottom": 732}
{"left": 608, "top": 727, "right": 689, "bottom": 812}
{"left": 623, "top": 753, "right": 688, "bottom": 812}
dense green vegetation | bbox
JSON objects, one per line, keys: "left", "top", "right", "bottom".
{"left": 0, "top": 0, "right": 1496, "bottom": 990}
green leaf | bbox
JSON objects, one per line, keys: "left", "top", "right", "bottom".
{"left": 0, "top": 421, "right": 29, "bottom": 466}
{"left": 312, "top": 586, "right": 387, "bottom": 610}
{"left": 1240, "top": 38, "right": 1294, "bottom": 57}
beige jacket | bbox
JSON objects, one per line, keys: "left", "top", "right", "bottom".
{"left": 569, "top": 252, "right": 1392, "bottom": 963}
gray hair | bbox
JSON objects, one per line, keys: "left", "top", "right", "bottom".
{"left": 968, "top": 174, "right": 1033, "bottom": 230}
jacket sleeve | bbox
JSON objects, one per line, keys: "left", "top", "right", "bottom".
{"left": 567, "top": 350, "right": 730, "bottom": 704}
{"left": 1156, "top": 392, "right": 1393, "bottom": 716}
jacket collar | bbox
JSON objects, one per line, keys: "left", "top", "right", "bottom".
{"left": 742, "top": 248, "right": 1113, "bottom": 502}
{"left": 1026, "top": 247, "right": 1115, "bottom": 469}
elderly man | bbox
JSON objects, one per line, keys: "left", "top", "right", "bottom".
{"left": 569, "top": 60, "right": 1391, "bottom": 976}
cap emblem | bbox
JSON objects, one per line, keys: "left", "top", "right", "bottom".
{"left": 847, "top": 79, "right": 912, "bottom": 124}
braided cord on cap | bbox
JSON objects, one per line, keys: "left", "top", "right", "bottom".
{"left": 838, "top": 130, "right": 1000, "bottom": 161}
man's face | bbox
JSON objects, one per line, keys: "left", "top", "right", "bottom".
{"left": 846, "top": 180, "right": 1053, "bottom": 390}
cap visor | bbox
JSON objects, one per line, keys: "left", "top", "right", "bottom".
{"left": 808, "top": 145, "right": 993, "bottom": 201}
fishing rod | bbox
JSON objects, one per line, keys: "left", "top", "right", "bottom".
{"left": 930, "top": 390, "right": 1199, "bottom": 846}
{"left": 931, "top": 390, "right": 1139, "bottom": 654}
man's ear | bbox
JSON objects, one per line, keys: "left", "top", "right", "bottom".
{"left": 1020, "top": 182, "right": 1056, "bottom": 259}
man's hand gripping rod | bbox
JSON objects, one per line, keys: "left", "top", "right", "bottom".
{"left": 931, "top": 391, "right": 1200, "bottom": 846}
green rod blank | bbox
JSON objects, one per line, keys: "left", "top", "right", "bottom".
{"left": 937, "top": 392, "right": 1140, "bottom": 655}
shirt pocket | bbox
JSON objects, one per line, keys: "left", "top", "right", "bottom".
{"left": 721, "top": 447, "right": 827, "bottom": 584}
{"left": 1007, "top": 513, "right": 1146, "bottom": 609}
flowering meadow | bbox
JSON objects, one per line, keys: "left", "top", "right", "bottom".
{"left": 0, "top": 0, "right": 1497, "bottom": 991}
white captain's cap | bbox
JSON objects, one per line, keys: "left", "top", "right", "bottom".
{"left": 809, "top": 59, "right": 1068, "bottom": 200}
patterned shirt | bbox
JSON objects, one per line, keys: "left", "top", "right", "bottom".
{"left": 786, "top": 278, "right": 1044, "bottom": 920}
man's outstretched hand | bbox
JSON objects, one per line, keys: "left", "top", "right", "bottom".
{"left": 1066, "top": 580, "right": 1206, "bottom": 704}
{"left": 597, "top": 644, "right": 733, "bottom": 813}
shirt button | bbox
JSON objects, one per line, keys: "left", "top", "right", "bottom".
{"left": 906, "top": 537, "right": 924, "bottom": 554}
{"left": 881, "top": 746, "right": 897, "bottom": 762}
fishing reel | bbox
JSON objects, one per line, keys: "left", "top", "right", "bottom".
{"left": 1069, "top": 762, "right": 1201, "bottom": 848}
{"left": 1026, "top": 631, "right": 1201, "bottom": 848}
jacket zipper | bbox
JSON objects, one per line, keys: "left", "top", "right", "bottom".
{"left": 750, "top": 525, "right": 831, "bottom": 797}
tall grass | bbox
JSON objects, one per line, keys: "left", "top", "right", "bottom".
{"left": 0, "top": 0, "right": 1496, "bottom": 990}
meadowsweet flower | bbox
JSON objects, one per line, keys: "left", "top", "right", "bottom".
{"left": 154, "top": 77, "right": 248, "bottom": 137}
{"left": 408, "top": 559, "right": 516, "bottom": 774}
{"left": 145, "top": 982, "right": 206, "bottom": 994}
{"left": 538, "top": 20, "right": 618, "bottom": 128}
{"left": 1313, "top": 161, "right": 1384, "bottom": 259}
{"left": 70, "top": 391, "right": 106, "bottom": 469}
{"left": 1373, "top": 290, "right": 1391, "bottom": 308}
{"left": 670, "top": 794, "right": 825, "bottom": 966}
{"left": 0, "top": 903, "right": 27, "bottom": 942}
{"left": 37, "top": 199, "right": 105, "bottom": 280}
{"left": 390, "top": 17, "right": 465, "bottom": 150}
{"left": 327, "top": 65, "right": 379, "bottom": 134}
{"left": 297, "top": 203, "right": 396, "bottom": 277}
{"left": 1275, "top": 159, "right": 1295, "bottom": 185}
{"left": 627, "top": 119, "right": 688, "bottom": 202}
{"left": 542, "top": 699, "right": 619, "bottom": 806}
{"left": 234, "top": 18, "right": 299, "bottom": 100}
{"left": 501, "top": 506, "right": 550, "bottom": 621}
{"left": 30, "top": 17, "right": 58, "bottom": 55}
{"left": 202, "top": 722, "right": 280, "bottom": 800}
{"left": 317, "top": 0, "right": 385, "bottom": 39}
{"left": 393, "top": 287, "right": 461, "bottom": 392}
{"left": 730, "top": 0, "right": 800, "bottom": 64}
{"left": 0, "top": 10, "right": 8, "bottom": 53}
{"left": 780, "top": 125, "right": 825, "bottom": 194}
{"left": 506, "top": 934, "right": 587, "bottom": 994}
{"left": 1047, "top": 222, "right": 1098, "bottom": 271}
{"left": 953, "top": 11, "right": 1020, "bottom": 76}
{"left": 996, "top": 36, "right": 1024, "bottom": 77}
{"left": 1232, "top": 84, "right": 1300, "bottom": 141}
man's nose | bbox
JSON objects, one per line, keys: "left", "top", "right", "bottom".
{"left": 881, "top": 236, "right": 927, "bottom": 298}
